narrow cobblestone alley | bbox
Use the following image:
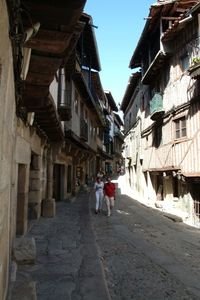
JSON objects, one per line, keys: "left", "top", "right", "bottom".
{"left": 10, "top": 186, "right": 200, "bottom": 300}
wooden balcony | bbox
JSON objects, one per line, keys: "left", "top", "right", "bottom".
{"left": 17, "top": 0, "right": 86, "bottom": 142}
{"left": 150, "top": 92, "right": 165, "bottom": 121}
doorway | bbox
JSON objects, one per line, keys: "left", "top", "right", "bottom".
{"left": 67, "top": 165, "right": 72, "bottom": 193}
{"left": 53, "top": 164, "right": 64, "bottom": 201}
{"left": 16, "top": 164, "right": 28, "bottom": 235}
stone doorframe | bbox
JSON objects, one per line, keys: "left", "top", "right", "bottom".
{"left": 28, "top": 152, "right": 42, "bottom": 220}
{"left": 42, "top": 148, "right": 56, "bottom": 217}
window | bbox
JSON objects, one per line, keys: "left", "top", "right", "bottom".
{"left": 174, "top": 117, "right": 187, "bottom": 139}
{"left": 180, "top": 53, "right": 189, "bottom": 72}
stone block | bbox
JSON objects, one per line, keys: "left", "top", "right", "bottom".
{"left": 29, "top": 170, "right": 41, "bottom": 179}
{"left": 31, "top": 155, "right": 41, "bottom": 170}
{"left": 29, "top": 178, "right": 41, "bottom": 191}
{"left": 11, "top": 281, "right": 37, "bottom": 300}
{"left": 42, "top": 198, "right": 56, "bottom": 218}
{"left": 15, "top": 136, "right": 31, "bottom": 164}
{"left": 13, "top": 237, "right": 36, "bottom": 265}
{"left": 28, "top": 190, "right": 42, "bottom": 203}
{"left": 28, "top": 203, "right": 40, "bottom": 220}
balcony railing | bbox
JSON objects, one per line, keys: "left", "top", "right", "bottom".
{"left": 150, "top": 92, "right": 165, "bottom": 121}
{"left": 80, "top": 117, "right": 88, "bottom": 141}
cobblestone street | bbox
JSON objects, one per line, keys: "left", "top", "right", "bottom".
{"left": 10, "top": 190, "right": 110, "bottom": 300}
{"left": 11, "top": 186, "right": 200, "bottom": 300}
{"left": 92, "top": 191, "right": 200, "bottom": 300}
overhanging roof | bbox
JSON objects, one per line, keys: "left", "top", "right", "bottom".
{"left": 91, "top": 71, "right": 107, "bottom": 103}
{"left": 105, "top": 91, "right": 118, "bottom": 112}
{"left": 120, "top": 72, "right": 141, "bottom": 112}
{"left": 114, "top": 113, "right": 124, "bottom": 126}
{"left": 129, "top": 0, "right": 198, "bottom": 69}
{"left": 18, "top": 0, "right": 86, "bottom": 141}
{"left": 80, "top": 13, "right": 101, "bottom": 71}
{"left": 142, "top": 50, "right": 169, "bottom": 84}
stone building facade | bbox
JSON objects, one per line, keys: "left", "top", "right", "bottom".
{"left": 0, "top": 1, "right": 123, "bottom": 298}
{"left": 121, "top": 0, "right": 200, "bottom": 227}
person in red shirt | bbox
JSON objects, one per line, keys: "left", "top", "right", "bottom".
{"left": 104, "top": 177, "right": 116, "bottom": 217}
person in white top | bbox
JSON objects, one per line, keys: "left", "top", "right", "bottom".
{"left": 94, "top": 177, "right": 104, "bottom": 214}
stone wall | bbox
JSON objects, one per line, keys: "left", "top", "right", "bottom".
{"left": 0, "top": 1, "right": 16, "bottom": 299}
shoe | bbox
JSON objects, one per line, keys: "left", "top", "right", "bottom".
{"left": 107, "top": 213, "right": 111, "bottom": 217}
{"left": 95, "top": 210, "right": 98, "bottom": 214}
{"left": 98, "top": 209, "right": 101, "bottom": 213}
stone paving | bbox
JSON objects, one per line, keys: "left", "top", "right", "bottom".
{"left": 10, "top": 190, "right": 110, "bottom": 300}
{"left": 91, "top": 192, "right": 200, "bottom": 300}
{"left": 9, "top": 181, "right": 200, "bottom": 300}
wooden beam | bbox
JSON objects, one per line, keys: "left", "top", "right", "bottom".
{"left": 22, "top": 0, "right": 85, "bottom": 28}
{"left": 161, "top": 17, "right": 180, "bottom": 20}
{"left": 25, "top": 29, "right": 72, "bottom": 54}
{"left": 28, "top": 55, "right": 62, "bottom": 74}
{"left": 26, "top": 72, "right": 54, "bottom": 86}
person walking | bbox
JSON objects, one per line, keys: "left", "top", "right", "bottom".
{"left": 94, "top": 177, "right": 104, "bottom": 214}
{"left": 104, "top": 177, "right": 116, "bottom": 217}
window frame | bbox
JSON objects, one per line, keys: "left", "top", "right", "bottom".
{"left": 174, "top": 116, "right": 187, "bottom": 140}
